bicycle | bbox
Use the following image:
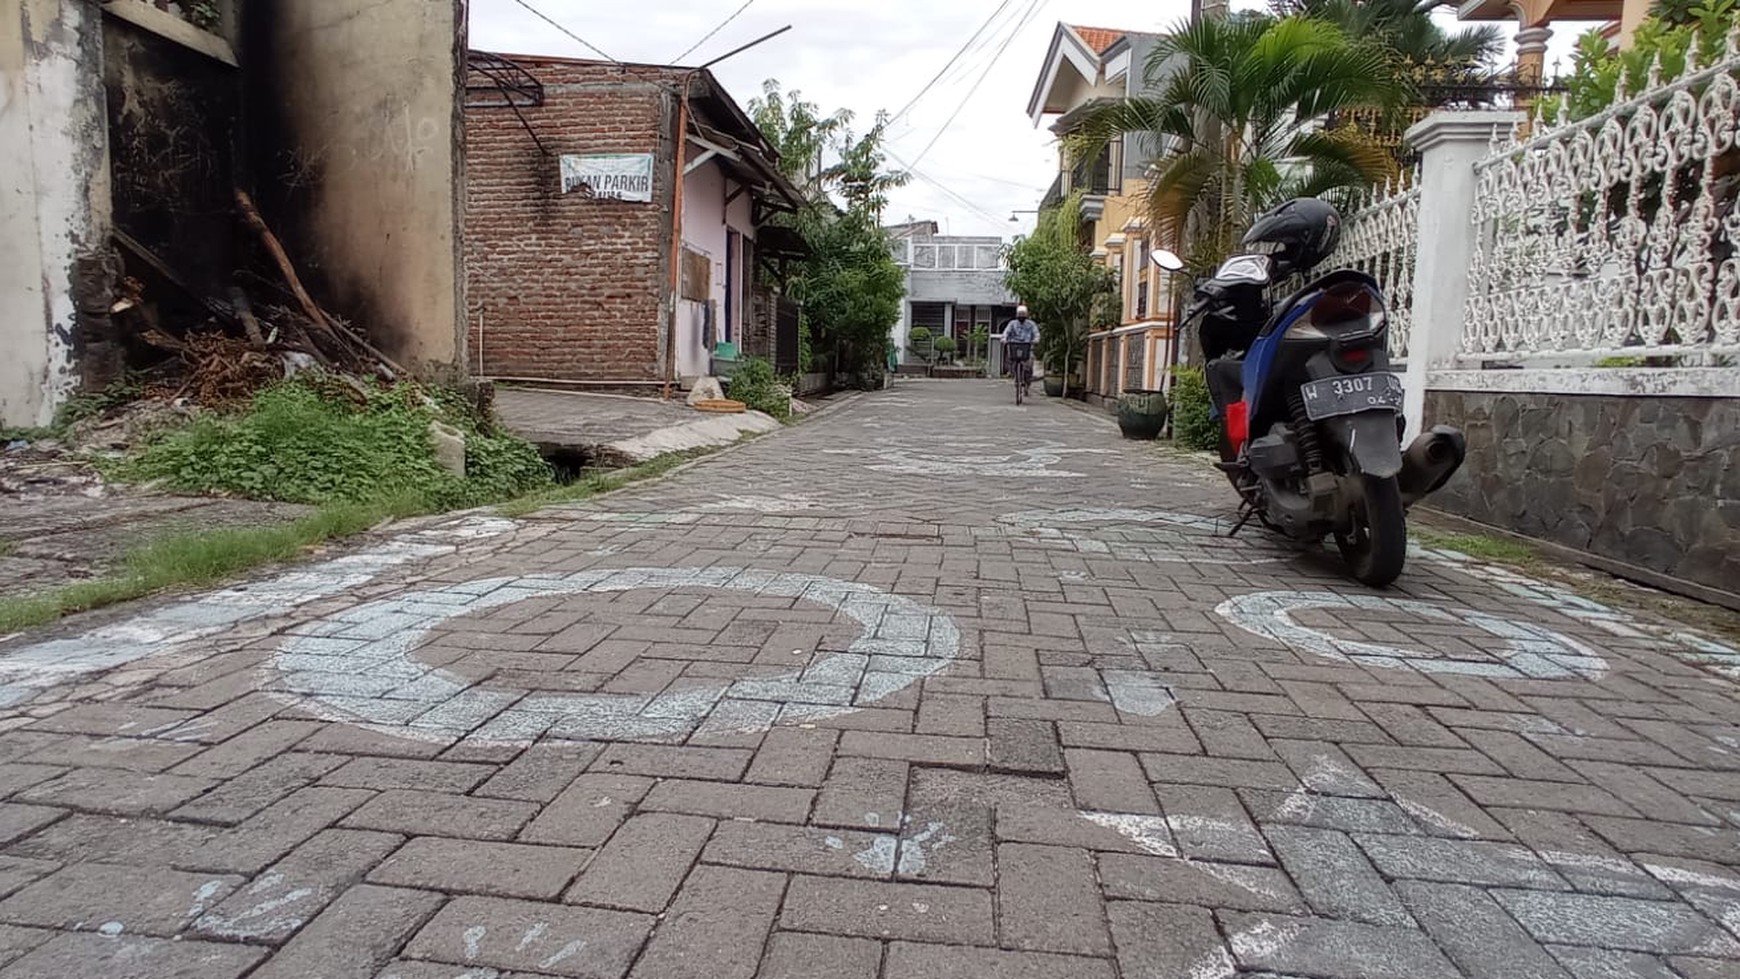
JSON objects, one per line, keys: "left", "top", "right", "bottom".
{"left": 1006, "top": 342, "right": 1034, "bottom": 405}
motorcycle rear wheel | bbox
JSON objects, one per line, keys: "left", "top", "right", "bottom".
{"left": 1336, "top": 474, "right": 1407, "bottom": 588}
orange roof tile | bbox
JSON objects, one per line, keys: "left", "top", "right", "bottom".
{"left": 1068, "top": 25, "right": 1127, "bottom": 54}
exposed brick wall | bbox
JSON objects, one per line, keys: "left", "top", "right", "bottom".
{"left": 465, "top": 61, "right": 678, "bottom": 384}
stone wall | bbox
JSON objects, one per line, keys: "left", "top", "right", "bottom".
{"left": 1426, "top": 389, "right": 1740, "bottom": 596}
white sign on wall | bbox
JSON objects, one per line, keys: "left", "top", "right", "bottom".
{"left": 559, "top": 153, "right": 655, "bottom": 201}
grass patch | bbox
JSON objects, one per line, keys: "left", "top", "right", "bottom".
{"left": 0, "top": 494, "right": 428, "bottom": 635}
{"left": 1, "top": 401, "right": 775, "bottom": 634}
{"left": 111, "top": 377, "right": 552, "bottom": 510}
{"left": 1411, "top": 530, "right": 1539, "bottom": 565}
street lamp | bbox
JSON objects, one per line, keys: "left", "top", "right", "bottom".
{"left": 1009, "top": 209, "right": 1039, "bottom": 222}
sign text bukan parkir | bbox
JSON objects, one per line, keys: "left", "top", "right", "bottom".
{"left": 561, "top": 153, "right": 655, "bottom": 202}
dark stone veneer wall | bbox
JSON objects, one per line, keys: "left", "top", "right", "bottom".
{"left": 1424, "top": 389, "right": 1740, "bottom": 596}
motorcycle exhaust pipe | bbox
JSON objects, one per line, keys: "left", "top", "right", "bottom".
{"left": 1398, "top": 425, "right": 1467, "bottom": 507}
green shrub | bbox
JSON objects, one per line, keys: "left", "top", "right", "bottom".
{"left": 907, "top": 326, "right": 933, "bottom": 363}
{"left": 725, "top": 357, "right": 791, "bottom": 419}
{"left": 933, "top": 336, "right": 958, "bottom": 363}
{"left": 1169, "top": 367, "right": 1220, "bottom": 451}
{"left": 115, "top": 376, "right": 552, "bottom": 509}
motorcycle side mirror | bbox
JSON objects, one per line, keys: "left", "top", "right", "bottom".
{"left": 1150, "top": 248, "right": 1186, "bottom": 272}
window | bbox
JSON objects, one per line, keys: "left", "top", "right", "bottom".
{"left": 910, "top": 302, "right": 948, "bottom": 329}
{"left": 936, "top": 246, "right": 956, "bottom": 270}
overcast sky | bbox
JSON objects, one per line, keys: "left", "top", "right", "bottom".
{"left": 469, "top": 0, "right": 1599, "bottom": 239}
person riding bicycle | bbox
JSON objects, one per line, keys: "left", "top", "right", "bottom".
{"left": 1001, "top": 306, "right": 1039, "bottom": 393}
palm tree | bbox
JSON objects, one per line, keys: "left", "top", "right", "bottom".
{"left": 1270, "top": 0, "right": 1504, "bottom": 70}
{"left": 1065, "top": 14, "right": 1409, "bottom": 272}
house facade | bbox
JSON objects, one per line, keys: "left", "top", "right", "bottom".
{"left": 887, "top": 222, "right": 1017, "bottom": 371}
{"left": 464, "top": 54, "right": 804, "bottom": 392}
{"left": 1026, "top": 22, "right": 1183, "bottom": 404}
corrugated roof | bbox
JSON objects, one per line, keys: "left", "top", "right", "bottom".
{"left": 1067, "top": 25, "right": 1126, "bottom": 54}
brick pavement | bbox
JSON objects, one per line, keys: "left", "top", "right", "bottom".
{"left": 0, "top": 379, "right": 1737, "bottom": 978}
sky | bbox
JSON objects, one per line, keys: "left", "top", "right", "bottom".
{"left": 468, "top": 0, "right": 1600, "bottom": 240}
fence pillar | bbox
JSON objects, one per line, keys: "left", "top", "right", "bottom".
{"left": 1399, "top": 110, "right": 1520, "bottom": 443}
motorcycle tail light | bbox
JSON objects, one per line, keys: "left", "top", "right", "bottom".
{"left": 1338, "top": 347, "right": 1372, "bottom": 366}
{"left": 1309, "top": 282, "right": 1385, "bottom": 328}
{"left": 1226, "top": 400, "right": 1249, "bottom": 450}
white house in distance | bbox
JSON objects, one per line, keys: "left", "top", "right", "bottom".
{"left": 887, "top": 221, "right": 1019, "bottom": 369}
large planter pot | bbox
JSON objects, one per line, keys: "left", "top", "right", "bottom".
{"left": 1117, "top": 388, "right": 1169, "bottom": 440}
{"left": 1042, "top": 375, "right": 1065, "bottom": 398}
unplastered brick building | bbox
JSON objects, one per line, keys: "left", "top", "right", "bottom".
{"left": 464, "top": 53, "right": 805, "bottom": 392}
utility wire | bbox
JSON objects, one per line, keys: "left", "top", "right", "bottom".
{"left": 886, "top": 147, "right": 1013, "bottom": 228}
{"left": 907, "top": 0, "right": 1047, "bottom": 168}
{"left": 509, "top": 0, "right": 619, "bottom": 63}
{"left": 673, "top": 0, "right": 757, "bottom": 64}
{"left": 888, "top": 0, "right": 1019, "bottom": 126}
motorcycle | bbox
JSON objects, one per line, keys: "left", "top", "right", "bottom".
{"left": 1152, "top": 202, "right": 1467, "bottom": 587}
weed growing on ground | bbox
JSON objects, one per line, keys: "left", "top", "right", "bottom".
{"left": 724, "top": 358, "right": 791, "bottom": 420}
{"left": 113, "top": 377, "right": 552, "bottom": 509}
{"left": 0, "top": 493, "right": 429, "bottom": 634}
{"left": 1411, "top": 531, "right": 1539, "bottom": 565}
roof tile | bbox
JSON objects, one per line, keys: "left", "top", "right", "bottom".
{"left": 1068, "top": 25, "right": 1127, "bottom": 55}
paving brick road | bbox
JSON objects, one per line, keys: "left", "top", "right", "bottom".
{"left": 0, "top": 380, "right": 1737, "bottom": 979}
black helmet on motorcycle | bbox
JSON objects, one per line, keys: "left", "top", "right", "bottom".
{"left": 1242, "top": 198, "right": 1342, "bottom": 275}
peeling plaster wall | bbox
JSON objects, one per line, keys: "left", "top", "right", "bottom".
{"left": 242, "top": 0, "right": 465, "bottom": 374}
{"left": 0, "top": 0, "right": 112, "bottom": 428}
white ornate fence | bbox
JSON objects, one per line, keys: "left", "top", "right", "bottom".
{"left": 1329, "top": 32, "right": 1740, "bottom": 405}
{"left": 1333, "top": 185, "right": 1422, "bottom": 361}
{"left": 1463, "top": 39, "right": 1740, "bottom": 365}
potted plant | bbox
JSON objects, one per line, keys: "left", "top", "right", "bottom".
{"left": 1117, "top": 387, "right": 1169, "bottom": 439}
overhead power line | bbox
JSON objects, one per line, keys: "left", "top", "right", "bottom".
{"left": 673, "top": 0, "right": 757, "bottom": 64}
{"left": 885, "top": 147, "right": 1013, "bottom": 228}
{"left": 907, "top": 0, "right": 1048, "bottom": 169}
{"left": 888, "top": 0, "right": 1019, "bottom": 126}
{"left": 509, "top": 0, "right": 619, "bottom": 63}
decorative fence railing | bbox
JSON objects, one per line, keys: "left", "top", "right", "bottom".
{"left": 1326, "top": 30, "right": 1740, "bottom": 391}
{"left": 1463, "top": 39, "right": 1740, "bottom": 365}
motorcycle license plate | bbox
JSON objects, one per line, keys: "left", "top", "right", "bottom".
{"left": 1299, "top": 373, "right": 1403, "bottom": 421}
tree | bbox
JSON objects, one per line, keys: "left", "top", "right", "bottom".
{"left": 1270, "top": 0, "right": 1503, "bottom": 69}
{"left": 1065, "top": 14, "right": 1409, "bottom": 274}
{"left": 749, "top": 81, "right": 910, "bottom": 213}
{"left": 751, "top": 82, "right": 911, "bottom": 387}
{"left": 791, "top": 209, "right": 906, "bottom": 386}
{"left": 1003, "top": 193, "right": 1119, "bottom": 397}
{"left": 748, "top": 81, "right": 851, "bottom": 202}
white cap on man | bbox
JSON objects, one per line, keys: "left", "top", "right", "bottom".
{"left": 1016, "top": 304, "right": 1029, "bottom": 317}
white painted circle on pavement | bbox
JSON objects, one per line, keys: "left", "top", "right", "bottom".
{"left": 1215, "top": 590, "right": 1609, "bottom": 679}
{"left": 267, "top": 567, "right": 960, "bottom": 744}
